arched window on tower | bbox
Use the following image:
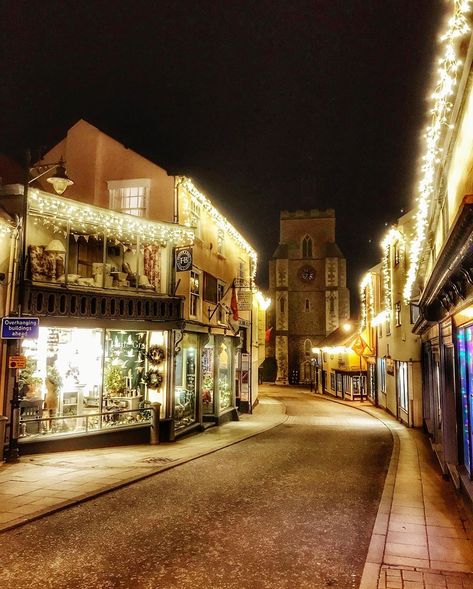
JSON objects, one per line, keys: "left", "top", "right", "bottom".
{"left": 304, "top": 339, "right": 312, "bottom": 358}
{"left": 304, "top": 298, "right": 311, "bottom": 312}
{"left": 279, "top": 297, "right": 285, "bottom": 314}
{"left": 302, "top": 235, "right": 313, "bottom": 258}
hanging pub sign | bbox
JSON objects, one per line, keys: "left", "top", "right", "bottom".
{"left": 175, "top": 247, "right": 193, "bottom": 272}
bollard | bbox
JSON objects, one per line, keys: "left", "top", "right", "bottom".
{"left": 150, "top": 402, "right": 161, "bottom": 445}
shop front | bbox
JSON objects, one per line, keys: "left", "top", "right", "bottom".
{"left": 17, "top": 324, "right": 168, "bottom": 447}
{"left": 173, "top": 331, "right": 239, "bottom": 433}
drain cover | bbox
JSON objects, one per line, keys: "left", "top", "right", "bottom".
{"left": 142, "top": 456, "right": 174, "bottom": 464}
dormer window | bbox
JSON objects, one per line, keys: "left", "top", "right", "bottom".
{"left": 302, "top": 235, "right": 313, "bottom": 258}
{"left": 108, "top": 179, "right": 150, "bottom": 217}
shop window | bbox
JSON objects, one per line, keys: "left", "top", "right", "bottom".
{"left": 397, "top": 361, "right": 408, "bottom": 412}
{"left": 302, "top": 235, "right": 313, "bottom": 258}
{"left": 330, "top": 372, "right": 335, "bottom": 391}
{"left": 218, "top": 337, "right": 233, "bottom": 411}
{"left": 174, "top": 333, "right": 198, "bottom": 429}
{"left": 190, "top": 270, "right": 201, "bottom": 318}
{"left": 395, "top": 302, "right": 401, "bottom": 327}
{"left": 202, "top": 336, "right": 215, "bottom": 414}
{"left": 457, "top": 327, "right": 473, "bottom": 476}
{"left": 108, "top": 179, "right": 150, "bottom": 217}
{"left": 18, "top": 327, "right": 167, "bottom": 440}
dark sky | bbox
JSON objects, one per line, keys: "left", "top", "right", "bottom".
{"left": 1, "top": 0, "right": 444, "bottom": 308}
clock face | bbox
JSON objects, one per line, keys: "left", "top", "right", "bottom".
{"left": 298, "top": 265, "right": 316, "bottom": 282}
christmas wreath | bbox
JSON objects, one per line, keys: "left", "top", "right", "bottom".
{"left": 146, "top": 345, "right": 165, "bottom": 365}
{"left": 143, "top": 370, "right": 163, "bottom": 389}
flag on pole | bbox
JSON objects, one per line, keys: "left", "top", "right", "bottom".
{"left": 265, "top": 326, "right": 273, "bottom": 343}
{"left": 231, "top": 285, "right": 239, "bottom": 321}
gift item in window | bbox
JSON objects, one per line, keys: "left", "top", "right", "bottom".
{"left": 122, "top": 261, "right": 137, "bottom": 288}
{"left": 146, "top": 345, "right": 165, "bottom": 366}
{"left": 92, "top": 263, "right": 113, "bottom": 288}
{"left": 28, "top": 245, "right": 62, "bottom": 282}
{"left": 144, "top": 245, "right": 160, "bottom": 291}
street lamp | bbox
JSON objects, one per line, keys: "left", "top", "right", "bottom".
{"left": 5, "top": 153, "right": 74, "bottom": 462}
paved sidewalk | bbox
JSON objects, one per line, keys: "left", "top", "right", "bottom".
{"left": 0, "top": 394, "right": 287, "bottom": 532}
{"left": 340, "top": 399, "right": 473, "bottom": 588}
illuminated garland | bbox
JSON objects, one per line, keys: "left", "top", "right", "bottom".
{"left": 381, "top": 227, "right": 402, "bottom": 317}
{"left": 404, "top": 0, "right": 471, "bottom": 301}
{"left": 29, "top": 189, "right": 195, "bottom": 247}
{"left": 359, "top": 273, "right": 371, "bottom": 330}
{"left": 179, "top": 177, "right": 258, "bottom": 280}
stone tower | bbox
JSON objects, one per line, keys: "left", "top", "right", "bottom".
{"left": 267, "top": 209, "right": 350, "bottom": 384}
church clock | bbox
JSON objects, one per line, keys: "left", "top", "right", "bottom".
{"left": 298, "top": 265, "right": 316, "bottom": 282}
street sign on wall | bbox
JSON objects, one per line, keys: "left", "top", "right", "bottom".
{"left": 237, "top": 291, "right": 252, "bottom": 311}
{"left": 1, "top": 317, "right": 40, "bottom": 339}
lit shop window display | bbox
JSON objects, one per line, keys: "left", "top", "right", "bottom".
{"left": 174, "top": 333, "right": 198, "bottom": 430}
{"left": 218, "top": 337, "right": 233, "bottom": 411}
{"left": 201, "top": 336, "right": 215, "bottom": 415}
{"left": 18, "top": 327, "right": 167, "bottom": 439}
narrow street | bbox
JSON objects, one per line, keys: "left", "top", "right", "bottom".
{"left": 0, "top": 392, "right": 393, "bottom": 589}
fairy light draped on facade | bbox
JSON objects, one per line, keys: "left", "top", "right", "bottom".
{"left": 179, "top": 177, "right": 258, "bottom": 279}
{"left": 404, "top": 0, "right": 472, "bottom": 302}
{"left": 29, "top": 189, "right": 195, "bottom": 246}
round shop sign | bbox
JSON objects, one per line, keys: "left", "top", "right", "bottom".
{"left": 175, "top": 247, "right": 193, "bottom": 272}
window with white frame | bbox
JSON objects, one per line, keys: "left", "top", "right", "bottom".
{"left": 397, "top": 361, "right": 408, "bottom": 411}
{"left": 217, "top": 228, "right": 225, "bottom": 255}
{"left": 190, "top": 270, "right": 201, "bottom": 318}
{"left": 395, "top": 301, "right": 401, "bottom": 327}
{"left": 378, "top": 357, "right": 386, "bottom": 393}
{"left": 190, "top": 200, "right": 201, "bottom": 238}
{"left": 108, "top": 179, "right": 150, "bottom": 217}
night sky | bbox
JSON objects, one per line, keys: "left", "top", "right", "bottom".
{"left": 1, "top": 1, "right": 444, "bottom": 309}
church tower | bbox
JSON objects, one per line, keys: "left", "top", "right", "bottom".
{"left": 267, "top": 209, "right": 350, "bottom": 384}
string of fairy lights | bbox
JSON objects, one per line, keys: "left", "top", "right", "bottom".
{"left": 28, "top": 189, "right": 195, "bottom": 247}
{"left": 359, "top": 1, "right": 472, "bottom": 330}
{"left": 178, "top": 177, "right": 258, "bottom": 281}
{"left": 404, "top": 0, "right": 471, "bottom": 302}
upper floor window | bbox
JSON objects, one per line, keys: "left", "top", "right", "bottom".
{"left": 190, "top": 200, "right": 201, "bottom": 238}
{"left": 217, "top": 228, "right": 225, "bottom": 255}
{"left": 108, "top": 179, "right": 150, "bottom": 217}
{"left": 395, "top": 301, "right": 401, "bottom": 327}
{"left": 190, "top": 269, "right": 201, "bottom": 318}
{"left": 217, "top": 281, "right": 226, "bottom": 324}
{"left": 393, "top": 241, "right": 400, "bottom": 266}
{"left": 302, "top": 235, "right": 313, "bottom": 258}
{"left": 304, "top": 339, "right": 312, "bottom": 358}
{"left": 304, "top": 298, "right": 311, "bottom": 312}
{"left": 239, "top": 259, "right": 247, "bottom": 281}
